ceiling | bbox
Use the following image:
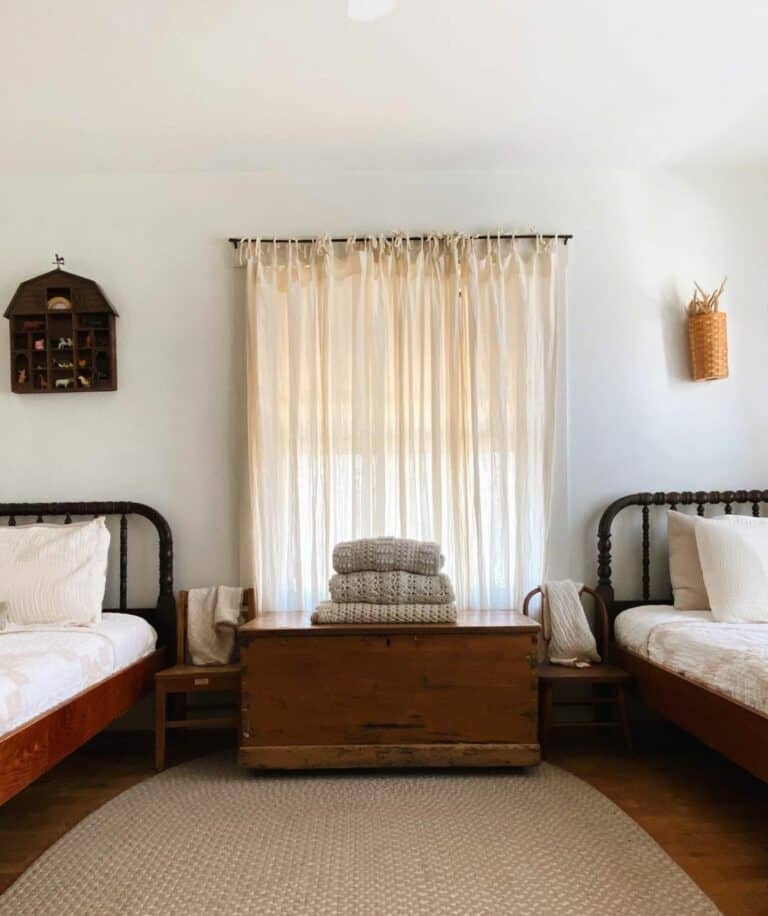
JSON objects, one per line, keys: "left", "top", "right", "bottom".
{"left": 2, "top": 0, "right": 768, "bottom": 174}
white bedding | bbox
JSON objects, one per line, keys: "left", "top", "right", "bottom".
{"left": 0, "top": 612, "right": 157, "bottom": 736}
{"left": 615, "top": 605, "right": 768, "bottom": 715}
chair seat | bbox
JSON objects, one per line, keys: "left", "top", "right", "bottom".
{"left": 537, "top": 662, "right": 631, "bottom": 683}
{"left": 156, "top": 663, "right": 241, "bottom": 679}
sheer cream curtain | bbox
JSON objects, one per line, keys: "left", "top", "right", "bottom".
{"left": 241, "top": 234, "right": 566, "bottom": 613}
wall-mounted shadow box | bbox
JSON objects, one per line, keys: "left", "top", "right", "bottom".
{"left": 4, "top": 267, "right": 118, "bottom": 394}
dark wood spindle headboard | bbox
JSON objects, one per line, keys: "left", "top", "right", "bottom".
{"left": 596, "top": 489, "right": 768, "bottom": 623}
{"left": 0, "top": 501, "right": 175, "bottom": 657}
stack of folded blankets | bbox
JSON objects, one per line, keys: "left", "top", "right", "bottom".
{"left": 311, "top": 537, "right": 457, "bottom": 624}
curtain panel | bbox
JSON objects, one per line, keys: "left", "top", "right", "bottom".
{"left": 241, "top": 235, "right": 566, "bottom": 613}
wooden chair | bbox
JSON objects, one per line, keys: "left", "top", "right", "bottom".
{"left": 522, "top": 585, "right": 632, "bottom": 753}
{"left": 154, "top": 588, "right": 255, "bottom": 770}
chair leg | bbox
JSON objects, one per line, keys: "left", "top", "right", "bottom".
{"left": 615, "top": 684, "right": 632, "bottom": 753}
{"left": 539, "top": 681, "right": 554, "bottom": 755}
{"left": 155, "top": 685, "right": 167, "bottom": 771}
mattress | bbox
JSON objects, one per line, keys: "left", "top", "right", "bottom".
{"left": 615, "top": 605, "right": 768, "bottom": 716}
{"left": 0, "top": 612, "right": 157, "bottom": 736}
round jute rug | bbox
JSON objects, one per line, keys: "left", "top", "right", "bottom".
{"left": 0, "top": 754, "right": 717, "bottom": 916}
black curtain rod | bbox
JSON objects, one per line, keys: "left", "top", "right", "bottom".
{"left": 229, "top": 233, "right": 571, "bottom": 248}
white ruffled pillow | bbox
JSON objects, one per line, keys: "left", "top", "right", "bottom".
{"left": 694, "top": 515, "right": 768, "bottom": 622}
{"left": 0, "top": 518, "right": 110, "bottom": 626}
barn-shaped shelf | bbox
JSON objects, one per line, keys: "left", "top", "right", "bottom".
{"left": 5, "top": 267, "right": 118, "bottom": 393}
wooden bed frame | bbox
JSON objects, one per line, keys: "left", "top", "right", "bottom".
{"left": 596, "top": 489, "right": 768, "bottom": 783}
{"left": 0, "top": 502, "right": 175, "bottom": 805}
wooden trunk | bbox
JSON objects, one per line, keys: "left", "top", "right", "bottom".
{"left": 238, "top": 611, "right": 540, "bottom": 770}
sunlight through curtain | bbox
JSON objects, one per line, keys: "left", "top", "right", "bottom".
{"left": 241, "top": 234, "right": 566, "bottom": 613}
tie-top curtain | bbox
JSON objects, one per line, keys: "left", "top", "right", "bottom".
{"left": 241, "top": 234, "right": 566, "bottom": 613}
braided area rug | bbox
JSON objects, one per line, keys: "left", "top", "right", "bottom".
{"left": 0, "top": 754, "right": 718, "bottom": 915}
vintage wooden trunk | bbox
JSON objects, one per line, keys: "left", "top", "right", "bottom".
{"left": 238, "top": 611, "right": 540, "bottom": 769}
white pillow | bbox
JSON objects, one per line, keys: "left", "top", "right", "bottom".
{"left": 694, "top": 515, "right": 768, "bottom": 622}
{"left": 668, "top": 511, "right": 710, "bottom": 610}
{"left": 0, "top": 518, "right": 110, "bottom": 626}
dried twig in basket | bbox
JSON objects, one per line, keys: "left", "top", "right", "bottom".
{"left": 686, "top": 277, "right": 727, "bottom": 315}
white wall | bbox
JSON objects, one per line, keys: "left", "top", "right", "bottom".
{"left": 1, "top": 167, "right": 766, "bottom": 602}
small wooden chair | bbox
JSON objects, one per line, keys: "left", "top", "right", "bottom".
{"left": 522, "top": 585, "right": 632, "bottom": 753}
{"left": 154, "top": 588, "right": 255, "bottom": 770}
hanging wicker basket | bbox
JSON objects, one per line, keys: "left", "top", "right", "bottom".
{"left": 688, "top": 311, "right": 728, "bottom": 381}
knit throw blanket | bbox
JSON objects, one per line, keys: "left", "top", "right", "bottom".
{"left": 311, "top": 602, "right": 457, "bottom": 624}
{"left": 332, "top": 538, "right": 444, "bottom": 576}
{"left": 541, "top": 580, "right": 601, "bottom": 667}
{"left": 329, "top": 571, "right": 455, "bottom": 605}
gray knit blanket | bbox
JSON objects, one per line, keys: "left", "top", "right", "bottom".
{"left": 332, "top": 538, "right": 444, "bottom": 576}
{"left": 329, "top": 570, "right": 455, "bottom": 605}
{"left": 311, "top": 602, "right": 457, "bottom": 624}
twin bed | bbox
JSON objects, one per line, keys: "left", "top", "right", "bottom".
{"left": 598, "top": 490, "right": 768, "bottom": 783}
{"left": 0, "top": 502, "right": 174, "bottom": 805}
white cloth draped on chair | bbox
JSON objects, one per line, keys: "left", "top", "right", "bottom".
{"left": 240, "top": 234, "right": 566, "bottom": 613}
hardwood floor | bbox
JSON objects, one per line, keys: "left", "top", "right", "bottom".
{"left": 1, "top": 726, "right": 767, "bottom": 914}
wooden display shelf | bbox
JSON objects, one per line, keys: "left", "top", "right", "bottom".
{"left": 5, "top": 267, "right": 118, "bottom": 394}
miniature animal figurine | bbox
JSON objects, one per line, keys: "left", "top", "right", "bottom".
{"left": 77, "top": 358, "right": 88, "bottom": 368}
{"left": 16, "top": 368, "right": 27, "bottom": 384}
{"left": 34, "top": 339, "right": 45, "bottom": 351}
{"left": 54, "top": 360, "right": 74, "bottom": 369}
{"left": 55, "top": 378, "right": 74, "bottom": 390}
{"left": 77, "top": 375, "right": 91, "bottom": 388}
{"left": 57, "top": 337, "right": 73, "bottom": 350}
